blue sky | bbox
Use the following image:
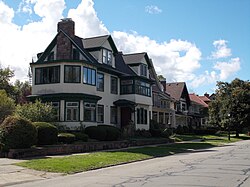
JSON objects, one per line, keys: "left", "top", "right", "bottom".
{"left": 0, "top": 0, "right": 249, "bottom": 95}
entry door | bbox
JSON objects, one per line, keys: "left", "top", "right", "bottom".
{"left": 121, "top": 107, "right": 132, "bottom": 127}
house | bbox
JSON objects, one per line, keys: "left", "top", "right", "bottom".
{"left": 28, "top": 18, "right": 154, "bottom": 130}
{"left": 163, "top": 82, "right": 191, "bottom": 127}
{"left": 189, "top": 93, "right": 209, "bottom": 128}
{"left": 149, "top": 68, "right": 176, "bottom": 127}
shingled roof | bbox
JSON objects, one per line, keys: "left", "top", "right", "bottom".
{"left": 123, "top": 52, "right": 151, "bottom": 67}
{"left": 189, "top": 93, "right": 209, "bottom": 108}
{"left": 165, "top": 82, "right": 190, "bottom": 105}
{"left": 83, "top": 35, "right": 109, "bottom": 49}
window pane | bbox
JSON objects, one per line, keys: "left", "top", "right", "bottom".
{"left": 111, "top": 77, "right": 118, "bottom": 94}
{"left": 97, "top": 73, "right": 104, "bottom": 91}
{"left": 83, "top": 67, "right": 88, "bottom": 83}
{"left": 92, "top": 69, "right": 96, "bottom": 85}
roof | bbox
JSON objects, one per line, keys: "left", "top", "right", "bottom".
{"left": 189, "top": 93, "right": 209, "bottom": 107}
{"left": 115, "top": 52, "right": 137, "bottom": 76}
{"left": 199, "top": 95, "right": 211, "bottom": 103}
{"left": 165, "top": 82, "right": 190, "bottom": 105}
{"left": 83, "top": 35, "right": 109, "bottom": 49}
{"left": 123, "top": 53, "right": 151, "bottom": 67}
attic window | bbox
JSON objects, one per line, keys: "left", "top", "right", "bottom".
{"left": 73, "top": 48, "right": 80, "bottom": 60}
{"left": 48, "top": 52, "right": 54, "bottom": 61}
{"left": 102, "top": 49, "right": 112, "bottom": 65}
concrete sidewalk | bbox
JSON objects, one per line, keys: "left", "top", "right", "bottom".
{"left": 0, "top": 158, "right": 62, "bottom": 186}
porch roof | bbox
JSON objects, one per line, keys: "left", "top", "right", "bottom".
{"left": 113, "top": 99, "right": 136, "bottom": 107}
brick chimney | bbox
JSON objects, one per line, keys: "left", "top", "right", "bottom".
{"left": 159, "top": 77, "right": 166, "bottom": 92}
{"left": 56, "top": 18, "right": 75, "bottom": 60}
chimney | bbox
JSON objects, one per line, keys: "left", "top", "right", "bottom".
{"left": 159, "top": 77, "right": 166, "bottom": 92}
{"left": 56, "top": 18, "right": 75, "bottom": 60}
{"left": 204, "top": 92, "right": 209, "bottom": 98}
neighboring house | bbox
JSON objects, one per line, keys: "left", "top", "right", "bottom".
{"left": 28, "top": 18, "right": 154, "bottom": 130}
{"left": 199, "top": 93, "right": 211, "bottom": 105}
{"left": 189, "top": 93, "right": 209, "bottom": 128}
{"left": 149, "top": 68, "right": 176, "bottom": 127}
{"left": 163, "top": 82, "right": 191, "bottom": 127}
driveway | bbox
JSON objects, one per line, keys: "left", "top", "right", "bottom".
{"left": 6, "top": 140, "right": 250, "bottom": 187}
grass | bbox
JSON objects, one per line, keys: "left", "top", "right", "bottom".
{"left": 15, "top": 134, "right": 250, "bottom": 174}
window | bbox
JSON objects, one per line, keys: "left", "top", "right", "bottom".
{"left": 73, "top": 48, "right": 80, "bottom": 60}
{"left": 83, "top": 67, "right": 96, "bottom": 85}
{"left": 97, "top": 105, "right": 104, "bottom": 123}
{"left": 111, "top": 76, "right": 118, "bottom": 94}
{"left": 135, "top": 80, "right": 151, "bottom": 96}
{"left": 52, "top": 102, "right": 60, "bottom": 121}
{"left": 140, "top": 64, "right": 147, "bottom": 77}
{"left": 159, "top": 112, "right": 164, "bottom": 124}
{"left": 48, "top": 52, "right": 54, "bottom": 61}
{"left": 102, "top": 49, "right": 112, "bottom": 65}
{"left": 64, "top": 65, "right": 81, "bottom": 83}
{"left": 152, "top": 111, "right": 158, "bottom": 122}
{"left": 97, "top": 73, "right": 104, "bottom": 91}
{"left": 66, "top": 102, "right": 79, "bottom": 121}
{"left": 110, "top": 106, "right": 117, "bottom": 124}
{"left": 120, "top": 80, "right": 133, "bottom": 94}
{"left": 35, "top": 66, "right": 60, "bottom": 84}
{"left": 84, "top": 102, "right": 96, "bottom": 122}
{"left": 137, "top": 108, "right": 148, "bottom": 125}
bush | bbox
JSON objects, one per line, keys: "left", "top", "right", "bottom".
{"left": 85, "top": 125, "right": 121, "bottom": 141}
{"left": 98, "top": 125, "right": 121, "bottom": 141}
{"left": 135, "top": 129, "right": 152, "bottom": 138}
{"left": 33, "top": 122, "right": 58, "bottom": 145}
{"left": 194, "top": 128, "right": 217, "bottom": 135}
{"left": 72, "top": 132, "right": 88, "bottom": 142}
{"left": 175, "top": 125, "right": 184, "bottom": 134}
{"left": 0, "top": 116, "right": 37, "bottom": 151}
{"left": 150, "top": 129, "right": 162, "bottom": 137}
{"left": 161, "top": 129, "right": 170, "bottom": 138}
{"left": 58, "top": 133, "right": 75, "bottom": 144}
{"left": 183, "top": 126, "right": 189, "bottom": 134}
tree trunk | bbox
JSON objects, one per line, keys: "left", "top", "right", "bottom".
{"left": 235, "top": 129, "right": 240, "bottom": 138}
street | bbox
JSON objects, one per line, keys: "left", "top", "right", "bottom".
{"left": 9, "top": 140, "right": 250, "bottom": 187}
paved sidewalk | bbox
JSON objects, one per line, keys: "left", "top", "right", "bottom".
{"left": 0, "top": 158, "right": 62, "bottom": 186}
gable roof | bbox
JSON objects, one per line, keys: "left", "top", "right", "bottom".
{"left": 165, "top": 82, "right": 190, "bottom": 105}
{"left": 83, "top": 35, "right": 118, "bottom": 53}
{"left": 123, "top": 52, "right": 152, "bottom": 67}
{"left": 199, "top": 95, "right": 211, "bottom": 103}
{"left": 189, "top": 93, "right": 209, "bottom": 107}
{"left": 115, "top": 52, "right": 137, "bottom": 76}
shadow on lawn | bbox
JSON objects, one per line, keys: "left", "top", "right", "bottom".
{"left": 122, "top": 142, "right": 216, "bottom": 158}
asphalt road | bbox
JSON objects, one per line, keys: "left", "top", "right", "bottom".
{"left": 11, "top": 140, "right": 250, "bottom": 187}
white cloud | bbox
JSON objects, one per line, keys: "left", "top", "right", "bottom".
{"left": 190, "top": 71, "right": 217, "bottom": 88}
{"left": 145, "top": 5, "right": 162, "bottom": 14}
{"left": 0, "top": 1, "right": 15, "bottom": 24}
{"left": 211, "top": 39, "right": 232, "bottom": 59}
{"left": 17, "top": 0, "right": 33, "bottom": 15}
{"left": 214, "top": 57, "right": 241, "bottom": 80}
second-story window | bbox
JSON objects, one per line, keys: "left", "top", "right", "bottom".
{"left": 97, "top": 73, "right": 104, "bottom": 91}
{"left": 140, "top": 64, "right": 147, "bottom": 77}
{"left": 64, "top": 65, "right": 81, "bottom": 83}
{"left": 135, "top": 80, "right": 151, "bottom": 97}
{"left": 35, "top": 66, "right": 60, "bottom": 85}
{"left": 111, "top": 76, "right": 118, "bottom": 94}
{"left": 83, "top": 67, "right": 96, "bottom": 86}
{"left": 102, "top": 49, "right": 112, "bottom": 65}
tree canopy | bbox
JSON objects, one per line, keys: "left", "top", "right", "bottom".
{"left": 209, "top": 78, "right": 250, "bottom": 137}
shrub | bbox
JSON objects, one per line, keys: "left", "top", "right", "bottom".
{"left": 98, "top": 125, "right": 121, "bottom": 141}
{"left": 33, "top": 122, "right": 58, "bottom": 145}
{"left": 0, "top": 116, "right": 37, "bottom": 151}
{"left": 72, "top": 132, "right": 88, "bottom": 142}
{"left": 194, "top": 128, "right": 217, "bottom": 135}
{"left": 58, "top": 133, "right": 76, "bottom": 144}
{"left": 161, "top": 129, "right": 170, "bottom": 138}
{"left": 183, "top": 126, "right": 189, "bottom": 134}
{"left": 150, "top": 129, "right": 162, "bottom": 137}
{"left": 175, "top": 125, "right": 184, "bottom": 134}
{"left": 135, "top": 129, "right": 152, "bottom": 138}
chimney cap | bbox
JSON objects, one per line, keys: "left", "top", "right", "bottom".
{"left": 60, "top": 18, "right": 73, "bottom": 22}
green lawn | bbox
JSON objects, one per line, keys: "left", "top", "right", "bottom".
{"left": 15, "top": 134, "right": 250, "bottom": 174}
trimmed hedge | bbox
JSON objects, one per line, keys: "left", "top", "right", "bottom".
{"left": 0, "top": 116, "right": 37, "bottom": 151}
{"left": 33, "top": 122, "right": 58, "bottom": 145}
{"left": 85, "top": 125, "right": 121, "bottom": 141}
{"left": 58, "top": 133, "right": 76, "bottom": 144}
{"left": 72, "top": 132, "right": 88, "bottom": 142}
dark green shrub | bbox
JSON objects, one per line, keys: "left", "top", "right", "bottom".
{"left": 98, "top": 125, "right": 121, "bottom": 141}
{"left": 85, "top": 126, "right": 107, "bottom": 141}
{"left": 72, "top": 132, "right": 88, "bottom": 142}
{"left": 194, "top": 128, "right": 217, "bottom": 135}
{"left": 58, "top": 133, "right": 75, "bottom": 144}
{"left": 176, "top": 125, "right": 184, "bottom": 134}
{"left": 33, "top": 122, "right": 58, "bottom": 145}
{"left": 161, "top": 128, "right": 170, "bottom": 138}
{"left": 0, "top": 116, "right": 37, "bottom": 151}
{"left": 150, "top": 128, "right": 162, "bottom": 137}
{"left": 135, "top": 129, "right": 152, "bottom": 138}
{"left": 183, "top": 126, "right": 189, "bottom": 134}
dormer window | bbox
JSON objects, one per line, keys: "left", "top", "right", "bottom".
{"left": 102, "top": 49, "right": 112, "bottom": 65}
{"left": 140, "top": 64, "right": 147, "bottom": 77}
{"left": 73, "top": 48, "right": 80, "bottom": 60}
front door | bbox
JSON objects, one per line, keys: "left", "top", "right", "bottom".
{"left": 121, "top": 107, "right": 132, "bottom": 127}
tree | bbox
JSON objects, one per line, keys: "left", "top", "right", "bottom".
{"left": 0, "top": 65, "right": 15, "bottom": 98}
{"left": 209, "top": 78, "right": 250, "bottom": 137}
{"left": 15, "top": 100, "right": 56, "bottom": 122}
{"left": 0, "top": 90, "right": 15, "bottom": 123}
{"left": 13, "top": 80, "right": 31, "bottom": 104}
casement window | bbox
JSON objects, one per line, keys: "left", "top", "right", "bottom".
{"left": 84, "top": 102, "right": 96, "bottom": 122}
{"left": 110, "top": 76, "right": 118, "bottom": 94}
{"left": 140, "top": 64, "right": 147, "bottom": 77}
{"left": 64, "top": 65, "right": 81, "bottom": 83}
{"left": 135, "top": 80, "right": 151, "bottom": 96}
{"left": 137, "top": 108, "right": 148, "bottom": 125}
{"left": 52, "top": 102, "right": 60, "bottom": 121}
{"left": 110, "top": 106, "right": 117, "bottom": 124}
{"left": 66, "top": 102, "right": 79, "bottom": 121}
{"left": 73, "top": 48, "right": 80, "bottom": 60}
{"left": 102, "top": 49, "right": 112, "bottom": 65}
{"left": 120, "top": 80, "right": 133, "bottom": 94}
{"left": 97, "top": 105, "right": 104, "bottom": 123}
{"left": 35, "top": 66, "right": 60, "bottom": 84}
{"left": 83, "top": 67, "right": 96, "bottom": 86}
{"left": 97, "top": 73, "right": 104, "bottom": 91}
